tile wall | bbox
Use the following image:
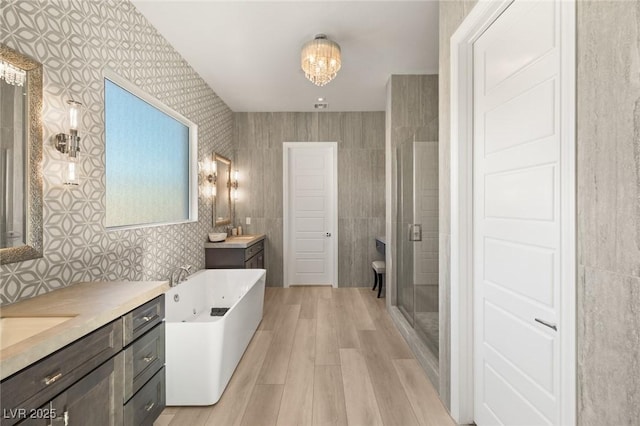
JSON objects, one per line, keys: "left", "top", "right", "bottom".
{"left": 0, "top": 0, "right": 233, "bottom": 304}
{"left": 233, "top": 112, "right": 385, "bottom": 287}
{"left": 576, "top": 1, "right": 640, "bottom": 424}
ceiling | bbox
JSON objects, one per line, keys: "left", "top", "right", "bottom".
{"left": 131, "top": 1, "right": 439, "bottom": 112}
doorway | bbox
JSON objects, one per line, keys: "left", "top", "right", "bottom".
{"left": 450, "top": 0, "right": 576, "bottom": 424}
{"left": 283, "top": 142, "right": 338, "bottom": 288}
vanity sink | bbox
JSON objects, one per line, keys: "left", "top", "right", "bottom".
{"left": 0, "top": 316, "right": 76, "bottom": 350}
{"left": 208, "top": 232, "right": 228, "bottom": 242}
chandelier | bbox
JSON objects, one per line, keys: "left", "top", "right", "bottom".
{"left": 300, "top": 34, "right": 341, "bottom": 87}
{"left": 0, "top": 60, "right": 26, "bottom": 86}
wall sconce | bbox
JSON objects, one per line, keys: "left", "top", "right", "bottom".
{"left": 231, "top": 170, "right": 239, "bottom": 201}
{"left": 199, "top": 155, "right": 217, "bottom": 198}
{"left": 55, "top": 100, "right": 82, "bottom": 186}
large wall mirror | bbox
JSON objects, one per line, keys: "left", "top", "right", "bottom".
{"left": 214, "top": 153, "right": 232, "bottom": 226}
{"left": 0, "top": 43, "right": 43, "bottom": 264}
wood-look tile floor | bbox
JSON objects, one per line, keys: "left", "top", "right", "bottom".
{"left": 154, "top": 287, "right": 455, "bottom": 426}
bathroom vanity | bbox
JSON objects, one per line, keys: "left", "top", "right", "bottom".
{"left": 204, "top": 234, "right": 265, "bottom": 269}
{"left": 0, "top": 281, "right": 168, "bottom": 426}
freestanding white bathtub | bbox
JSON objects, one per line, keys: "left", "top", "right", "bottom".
{"left": 164, "top": 268, "right": 265, "bottom": 406}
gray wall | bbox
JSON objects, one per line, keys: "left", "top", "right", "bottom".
{"left": 576, "top": 1, "right": 640, "bottom": 424}
{"left": 0, "top": 0, "right": 233, "bottom": 304}
{"left": 439, "top": 0, "right": 640, "bottom": 423}
{"left": 233, "top": 112, "right": 385, "bottom": 287}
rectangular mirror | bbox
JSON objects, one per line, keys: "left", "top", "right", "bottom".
{"left": 0, "top": 43, "right": 43, "bottom": 264}
{"left": 214, "top": 153, "right": 231, "bottom": 226}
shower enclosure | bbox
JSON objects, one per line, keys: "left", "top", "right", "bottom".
{"left": 396, "top": 138, "right": 439, "bottom": 358}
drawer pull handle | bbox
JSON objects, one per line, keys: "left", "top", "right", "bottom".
{"left": 144, "top": 402, "right": 155, "bottom": 412}
{"left": 142, "top": 314, "right": 158, "bottom": 323}
{"left": 143, "top": 353, "right": 155, "bottom": 363}
{"left": 43, "top": 372, "right": 63, "bottom": 385}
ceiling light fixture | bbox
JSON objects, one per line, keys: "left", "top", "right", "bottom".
{"left": 301, "top": 34, "right": 341, "bottom": 87}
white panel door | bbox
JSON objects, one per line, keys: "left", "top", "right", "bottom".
{"left": 287, "top": 145, "right": 335, "bottom": 286}
{"left": 473, "top": 1, "right": 565, "bottom": 425}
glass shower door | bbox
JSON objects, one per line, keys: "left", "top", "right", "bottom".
{"left": 396, "top": 138, "right": 439, "bottom": 359}
{"left": 396, "top": 138, "right": 414, "bottom": 326}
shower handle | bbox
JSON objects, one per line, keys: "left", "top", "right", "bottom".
{"left": 408, "top": 224, "right": 422, "bottom": 242}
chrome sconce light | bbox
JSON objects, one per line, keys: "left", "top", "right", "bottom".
{"left": 55, "top": 100, "right": 82, "bottom": 185}
{"left": 200, "top": 154, "right": 217, "bottom": 198}
{"left": 231, "top": 170, "right": 239, "bottom": 201}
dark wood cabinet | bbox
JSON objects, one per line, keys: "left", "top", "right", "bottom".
{"left": 122, "top": 296, "right": 165, "bottom": 425}
{"left": 206, "top": 239, "right": 265, "bottom": 269}
{"left": 1, "top": 296, "right": 165, "bottom": 426}
{"left": 1, "top": 320, "right": 122, "bottom": 426}
{"left": 123, "top": 368, "right": 165, "bottom": 426}
{"left": 123, "top": 296, "right": 164, "bottom": 347}
{"left": 124, "top": 323, "right": 165, "bottom": 402}
{"left": 49, "top": 353, "right": 124, "bottom": 426}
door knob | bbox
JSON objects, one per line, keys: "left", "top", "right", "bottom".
{"left": 325, "top": 232, "right": 332, "bottom": 237}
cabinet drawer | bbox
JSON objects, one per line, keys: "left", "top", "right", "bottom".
{"left": 244, "top": 250, "right": 264, "bottom": 269}
{"left": 244, "top": 240, "right": 264, "bottom": 261}
{"left": 124, "top": 367, "right": 165, "bottom": 426}
{"left": 1, "top": 320, "right": 122, "bottom": 426}
{"left": 124, "top": 323, "right": 165, "bottom": 402}
{"left": 123, "top": 296, "right": 164, "bottom": 347}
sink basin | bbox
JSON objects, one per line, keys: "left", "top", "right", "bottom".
{"left": 208, "top": 233, "right": 227, "bottom": 242}
{"left": 0, "top": 316, "right": 76, "bottom": 350}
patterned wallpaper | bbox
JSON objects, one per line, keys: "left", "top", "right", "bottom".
{"left": 0, "top": 0, "right": 234, "bottom": 304}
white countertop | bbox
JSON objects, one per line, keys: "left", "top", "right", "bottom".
{"left": 204, "top": 234, "right": 265, "bottom": 249}
{"left": 0, "top": 280, "right": 169, "bottom": 380}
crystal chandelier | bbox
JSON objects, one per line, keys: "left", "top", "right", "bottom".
{"left": 300, "top": 34, "right": 342, "bottom": 87}
{"left": 0, "top": 60, "right": 26, "bottom": 86}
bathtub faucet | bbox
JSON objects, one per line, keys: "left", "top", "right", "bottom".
{"left": 170, "top": 265, "right": 194, "bottom": 287}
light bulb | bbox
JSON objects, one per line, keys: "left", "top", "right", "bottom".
{"left": 67, "top": 100, "right": 82, "bottom": 131}
{"left": 63, "top": 157, "right": 79, "bottom": 186}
